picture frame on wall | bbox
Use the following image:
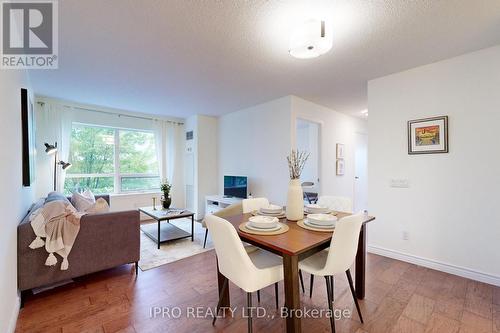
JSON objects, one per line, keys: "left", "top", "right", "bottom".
{"left": 408, "top": 116, "right": 448, "bottom": 155}
{"left": 21, "top": 88, "right": 36, "bottom": 186}
{"left": 336, "top": 159, "right": 345, "bottom": 176}
{"left": 336, "top": 143, "right": 345, "bottom": 159}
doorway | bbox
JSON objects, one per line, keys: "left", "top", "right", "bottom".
{"left": 354, "top": 132, "right": 368, "bottom": 212}
{"left": 296, "top": 118, "right": 321, "bottom": 197}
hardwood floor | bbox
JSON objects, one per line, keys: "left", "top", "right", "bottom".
{"left": 16, "top": 251, "right": 500, "bottom": 333}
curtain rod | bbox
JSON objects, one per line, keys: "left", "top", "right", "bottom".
{"left": 36, "top": 101, "right": 184, "bottom": 125}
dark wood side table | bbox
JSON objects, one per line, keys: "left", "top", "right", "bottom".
{"left": 138, "top": 207, "right": 195, "bottom": 249}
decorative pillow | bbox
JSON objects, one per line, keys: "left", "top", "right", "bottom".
{"left": 86, "top": 198, "right": 110, "bottom": 214}
{"left": 45, "top": 192, "right": 70, "bottom": 205}
{"left": 71, "top": 189, "right": 96, "bottom": 212}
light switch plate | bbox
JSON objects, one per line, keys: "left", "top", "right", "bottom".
{"left": 390, "top": 179, "right": 410, "bottom": 188}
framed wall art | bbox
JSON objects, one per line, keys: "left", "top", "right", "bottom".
{"left": 336, "top": 159, "right": 345, "bottom": 176}
{"left": 408, "top": 116, "right": 448, "bottom": 154}
{"left": 21, "top": 88, "right": 36, "bottom": 186}
{"left": 336, "top": 143, "right": 345, "bottom": 159}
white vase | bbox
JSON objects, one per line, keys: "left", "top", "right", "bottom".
{"left": 286, "top": 179, "right": 304, "bottom": 221}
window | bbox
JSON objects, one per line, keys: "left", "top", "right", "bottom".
{"left": 64, "top": 124, "right": 160, "bottom": 194}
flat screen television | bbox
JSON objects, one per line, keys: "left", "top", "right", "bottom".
{"left": 224, "top": 175, "right": 247, "bottom": 198}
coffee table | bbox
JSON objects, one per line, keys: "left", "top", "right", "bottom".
{"left": 139, "top": 207, "right": 195, "bottom": 249}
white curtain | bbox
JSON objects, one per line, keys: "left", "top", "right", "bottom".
{"left": 153, "top": 120, "right": 185, "bottom": 208}
{"left": 35, "top": 102, "right": 73, "bottom": 197}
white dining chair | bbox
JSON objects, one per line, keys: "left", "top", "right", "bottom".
{"left": 242, "top": 196, "right": 306, "bottom": 293}
{"left": 242, "top": 197, "right": 270, "bottom": 213}
{"left": 317, "top": 196, "right": 353, "bottom": 213}
{"left": 202, "top": 202, "right": 243, "bottom": 248}
{"left": 299, "top": 214, "right": 365, "bottom": 332}
{"left": 206, "top": 215, "right": 284, "bottom": 333}
{"left": 307, "top": 196, "right": 354, "bottom": 297}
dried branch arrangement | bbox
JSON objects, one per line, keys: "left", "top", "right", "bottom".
{"left": 287, "top": 149, "right": 310, "bottom": 179}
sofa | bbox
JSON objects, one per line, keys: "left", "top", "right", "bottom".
{"left": 17, "top": 194, "right": 140, "bottom": 304}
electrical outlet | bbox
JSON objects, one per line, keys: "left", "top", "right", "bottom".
{"left": 402, "top": 231, "right": 409, "bottom": 241}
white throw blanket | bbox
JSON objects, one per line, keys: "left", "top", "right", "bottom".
{"left": 28, "top": 200, "right": 85, "bottom": 270}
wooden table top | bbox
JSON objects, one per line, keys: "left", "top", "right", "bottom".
{"left": 138, "top": 207, "right": 194, "bottom": 221}
{"left": 226, "top": 212, "right": 375, "bottom": 256}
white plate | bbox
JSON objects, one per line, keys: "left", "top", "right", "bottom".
{"left": 304, "top": 219, "right": 335, "bottom": 229}
{"left": 245, "top": 222, "right": 281, "bottom": 232}
{"left": 307, "top": 214, "right": 337, "bottom": 226}
{"left": 258, "top": 210, "right": 284, "bottom": 216}
{"left": 304, "top": 205, "right": 330, "bottom": 214}
{"left": 248, "top": 216, "right": 279, "bottom": 229}
{"left": 307, "top": 219, "right": 335, "bottom": 228}
{"left": 260, "top": 204, "right": 283, "bottom": 214}
{"left": 305, "top": 209, "right": 331, "bottom": 215}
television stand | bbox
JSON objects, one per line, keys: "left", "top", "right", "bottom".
{"left": 205, "top": 195, "right": 244, "bottom": 216}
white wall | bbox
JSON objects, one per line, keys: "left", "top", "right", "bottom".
{"left": 368, "top": 45, "right": 500, "bottom": 285}
{"left": 185, "top": 115, "right": 218, "bottom": 219}
{"left": 291, "top": 96, "right": 367, "bottom": 201}
{"left": 218, "top": 95, "right": 365, "bottom": 206}
{"left": 219, "top": 96, "right": 292, "bottom": 205}
{"left": 0, "top": 70, "right": 35, "bottom": 333}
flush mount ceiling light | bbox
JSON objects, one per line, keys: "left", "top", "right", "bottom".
{"left": 289, "top": 19, "right": 333, "bottom": 59}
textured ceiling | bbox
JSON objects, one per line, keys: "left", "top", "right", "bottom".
{"left": 29, "top": 0, "right": 500, "bottom": 118}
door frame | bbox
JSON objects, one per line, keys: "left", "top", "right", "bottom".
{"left": 292, "top": 115, "right": 323, "bottom": 195}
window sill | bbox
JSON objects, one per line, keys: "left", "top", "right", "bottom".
{"left": 110, "top": 191, "right": 162, "bottom": 198}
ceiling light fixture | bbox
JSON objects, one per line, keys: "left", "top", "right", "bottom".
{"left": 289, "top": 19, "right": 333, "bottom": 59}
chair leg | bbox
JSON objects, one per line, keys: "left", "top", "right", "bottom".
{"left": 135, "top": 262, "right": 139, "bottom": 277}
{"left": 203, "top": 229, "right": 208, "bottom": 248}
{"left": 331, "top": 276, "right": 334, "bottom": 302}
{"left": 346, "top": 269, "right": 364, "bottom": 323}
{"left": 257, "top": 290, "right": 261, "bottom": 303}
{"left": 325, "top": 276, "right": 336, "bottom": 333}
{"left": 213, "top": 278, "right": 228, "bottom": 325}
{"left": 274, "top": 282, "right": 279, "bottom": 309}
{"left": 299, "top": 269, "right": 305, "bottom": 293}
{"left": 309, "top": 274, "right": 314, "bottom": 298}
{"left": 247, "top": 292, "right": 253, "bottom": 333}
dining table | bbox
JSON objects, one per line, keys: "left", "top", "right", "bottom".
{"left": 215, "top": 211, "right": 375, "bottom": 333}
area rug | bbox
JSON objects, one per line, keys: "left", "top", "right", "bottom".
{"left": 138, "top": 218, "right": 213, "bottom": 271}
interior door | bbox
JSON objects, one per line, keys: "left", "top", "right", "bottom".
{"left": 296, "top": 119, "right": 320, "bottom": 195}
{"left": 354, "top": 132, "right": 368, "bottom": 212}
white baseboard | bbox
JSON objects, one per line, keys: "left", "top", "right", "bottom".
{"left": 367, "top": 245, "right": 500, "bottom": 287}
{"left": 7, "top": 294, "right": 20, "bottom": 333}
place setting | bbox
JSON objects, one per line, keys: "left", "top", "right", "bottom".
{"left": 252, "top": 204, "right": 286, "bottom": 218}
{"left": 297, "top": 213, "right": 337, "bottom": 232}
{"left": 239, "top": 215, "right": 289, "bottom": 235}
{"left": 304, "top": 203, "right": 337, "bottom": 216}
